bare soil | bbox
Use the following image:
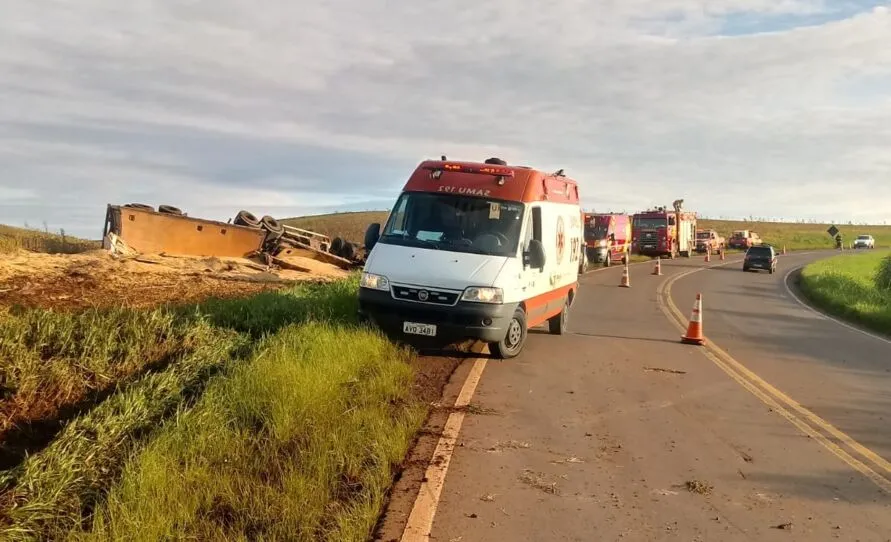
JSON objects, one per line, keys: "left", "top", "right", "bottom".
{"left": 0, "top": 250, "right": 349, "bottom": 311}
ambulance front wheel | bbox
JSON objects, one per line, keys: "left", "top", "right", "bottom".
{"left": 489, "top": 306, "right": 528, "bottom": 359}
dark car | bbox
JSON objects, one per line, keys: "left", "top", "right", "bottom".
{"left": 743, "top": 245, "right": 777, "bottom": 274}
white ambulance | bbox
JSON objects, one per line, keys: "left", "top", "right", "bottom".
{"left": 359, "top": 157, "right": 583, "bottom": 359}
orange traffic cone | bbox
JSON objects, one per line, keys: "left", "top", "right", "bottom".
{"left": 681, "top": 293, "right": 706, "bottom": 346}
{"left": 619, "top": 263, "right": 631, "bottom": 288}
{"left": 652, "top": 258, "right": 662, "bottom": 276}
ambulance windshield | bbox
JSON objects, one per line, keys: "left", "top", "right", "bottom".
{"left": 379, "top": 192, "right": 525, "bottom": 257}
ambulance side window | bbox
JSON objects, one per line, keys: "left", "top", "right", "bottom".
{"left": 531, "top": 207, "right": 543, "bottom": 242}
{"left": 523, "top": 206, "right": 542, "bottom": 248}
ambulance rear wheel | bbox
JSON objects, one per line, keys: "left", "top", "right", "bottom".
{"left": 548, "top": 301, "right": 569, "bottom": 335}
{"left": 490, "top": 306, "right": 527, "bottom": 359}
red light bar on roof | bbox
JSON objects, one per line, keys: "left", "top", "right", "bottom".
{"left": 427, "top": 163, "right": 515, "bottom": 177}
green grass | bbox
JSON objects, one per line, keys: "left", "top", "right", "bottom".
{"left": 80, "top": 323, "right": 422, "bottom": 541}
{"left": 281, "top": 212, "right": 891, "bottom": 252}
{"left": 0, "top": 225, "right": 99, "bottom": 255}
{"left": 799, "top": 250, "right": 891, "bottom": 336}
{"left": 0, "top": 308, "right": 219, "bottom": 439}
{"left": 0, "top": 276, "right": 424, "bottom": 542}
{"left": 700, "top": 219, "right": 891, "bottom": 251}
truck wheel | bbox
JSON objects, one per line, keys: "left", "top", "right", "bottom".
{"left": 341, "top": 242, "right": 356, "bottom": 261}
{"left": 234, "top": 210, "right": 261, "bottom": 228}
{"left": 489, "top": 306, "right": 527, "bottom": 359}
{"left": 158, "top": 204, "right": 184, "bottom": 215}
{"left": 548, "top": 300, "right": 569, "bottom": 335}
{"left": 260, "top": 215, "right": 284, "bottom": 235}
{"left": 124, "top": 203, "right": 154, "bottom": 212}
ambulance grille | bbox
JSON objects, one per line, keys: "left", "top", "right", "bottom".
{"left": 391, "top": 285, "right": 460, "bottom": 305}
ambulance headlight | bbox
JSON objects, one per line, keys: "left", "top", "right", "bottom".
{"left": 360, "top": 272, "right": 390, "bottom": 291}
{"left": 461, "top": 287, "right": 504, "bottom": 304}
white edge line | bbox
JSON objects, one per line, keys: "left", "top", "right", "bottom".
{"left": 783, "top": 265, "right": 891, "bottom": 346}
{"left": 400, "top": 356, "right": 488, "bottom": 542}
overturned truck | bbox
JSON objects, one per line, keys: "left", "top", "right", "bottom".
{"left": 102, "top": 204, "right": 365, "bottom": 271}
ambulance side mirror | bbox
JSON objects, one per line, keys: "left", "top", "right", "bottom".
{"left": 526, "top": 239, "right": 546, "bottom": 270}
{"left": 365, "top": 223, "right": 381, "bottom": 251}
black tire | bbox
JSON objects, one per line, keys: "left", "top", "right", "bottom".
{"left": 548, "top": 300, "right": 569, "bottom": 335}
{"left": 743, "top": 266, "right": 750, "bottom": 272}
{"left": 489, "top": 306, "right": 528, "bottom": 359}
{"left": 124, "top": 203, "right": 154, "bottom": 212}
{"left": 158, "top": 204, "right": 184, "bottom": 216}
{"left": 331, "top": 237, "right": 344, "bottom": 255}
{"left": 260, "top": 215, "right": 284, "bottom": 235}
{"left": 341, "top": 242, "right": 356, "bottom": 261}
{"left": 234, "top": 210, "right": 261, "bottom": 228}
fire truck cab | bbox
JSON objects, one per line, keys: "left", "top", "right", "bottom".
{"left": 359, "top": 158, "right": 583, "bottom": 359}
{"left": 632, "top": 207, "right": 697, "bottom": 259}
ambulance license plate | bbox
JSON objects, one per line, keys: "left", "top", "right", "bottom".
{"left": 403, "top": 322, "right": 437, "bottom": 337}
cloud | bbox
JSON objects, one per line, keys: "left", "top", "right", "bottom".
{"left": 1, "top": 0, "right": 891, "bottom": 237}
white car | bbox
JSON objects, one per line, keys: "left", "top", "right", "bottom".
{"left": 853, "top": 234, "right": 875, "bottom": 249}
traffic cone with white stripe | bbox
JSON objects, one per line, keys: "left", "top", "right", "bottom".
{"left": 619, "top": 262, "right": 631, "bottom": 288}
{"left": 681, "top": 293, "right": 706, "bottom": 345}
{"left": 652, "top": 258, "right": 662, "bottom": 276}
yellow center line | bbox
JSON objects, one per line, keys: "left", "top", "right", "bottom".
{"left": 657, "top": 256, "right": 891, "bottom": 494}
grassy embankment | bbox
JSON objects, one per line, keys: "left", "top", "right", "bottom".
{"left": 798, "top": 250, "right": 891, "bottom": 336}
{"left": 283, "top": 211, "right": 891, "bottom": 257}
{"left": 0, "top": 277, "right": 424, "bottom": 541}
{"left": 0, "top": 225, "right": 99, "bottom": 255}
{"left": 701, "top": 219, "right": 891, "bottom": 252}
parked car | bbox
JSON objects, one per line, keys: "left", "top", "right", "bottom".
{"left": 728, "top": 230, "right": 762, "bottom": 250}
{"left": 743, "top": 245, "right": 777, "bottom": 274}
{"left": 695, "top": 229, "right": 726, "bottom": 253}
{"left": 853, "top": 234, "right": 876, "bottom": 249}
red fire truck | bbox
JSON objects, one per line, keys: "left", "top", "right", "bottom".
{"left": 632, "top": 205, "right": 697, "bottom": 259}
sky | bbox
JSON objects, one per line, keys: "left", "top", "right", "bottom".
{"left": 1, "top": 0, "right": 890, "bottom": 238}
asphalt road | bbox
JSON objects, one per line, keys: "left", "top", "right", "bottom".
{"left": 414, "top": 251, "right": 891, "bottom": 542}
